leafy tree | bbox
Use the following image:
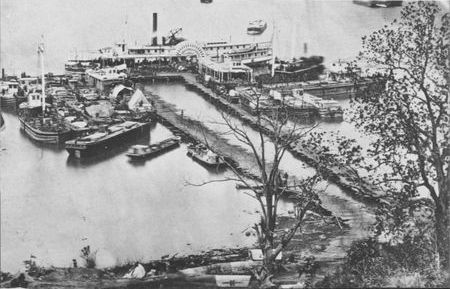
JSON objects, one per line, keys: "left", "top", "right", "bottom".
{"left": 347, "top": 1, "right": 449, "bottom": 268}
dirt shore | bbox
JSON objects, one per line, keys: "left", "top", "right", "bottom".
{"left": 1, "top": 213, "right": 345, "bottom": 288}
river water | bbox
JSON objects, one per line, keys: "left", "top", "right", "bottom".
{"left": 0, "top": 0, "right": 403, "bottom": 273}
{"left": 1, "top": 112, "right": 262, "bottom": 271}
{"left": 148, "top": 82, "right": 375, "bottom": 258}
{"left": 0, "top": 0, "right": 403, "bottom": 75}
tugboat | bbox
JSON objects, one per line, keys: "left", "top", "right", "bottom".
{"left": 65, "top": 121, "right": 151, "bottom": 158}
{"left": 316, "top": 99, "right": 344, "bottom": 120}
{"left": 126, "top": 136, "right": 180, "bottom": 160}
{"left": 18, "top": 42, "right": 73, "bottom": 144}
{"left": 187, "top": 143, "right": 226, "bottom": 168}
{"left": 247, "top": 20, "right": 267, "bottom": 35}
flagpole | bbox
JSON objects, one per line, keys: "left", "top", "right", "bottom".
{"left": 39, "top": 41, "right": 46, "bottom": 115}
{"left": 271, "top": 20, "right": 276, "bottom": 78}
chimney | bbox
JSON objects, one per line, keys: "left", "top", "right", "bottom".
{"left": 1, "top": 68, "right": 4, "bottom": 80}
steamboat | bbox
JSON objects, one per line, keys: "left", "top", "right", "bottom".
{"left": 66, "top": 13, "right": 273, "bottom": 73}
{"left": 18, "top": 43, "right": 74, "bottom": 144}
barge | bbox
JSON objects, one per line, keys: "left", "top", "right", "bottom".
{"left": 353, "top": 0, "right": 402, "bottom": 7}
{"left": 19, "top": 115, "right": 73, "bottom": 144}
{"left": 126, "top": 136, "right": 180, "bottom": 160}
{"left": 65, "top": 121, "right": 151, "bottom": 158}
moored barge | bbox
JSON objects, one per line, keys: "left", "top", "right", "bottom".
{"left": 19, "top": 115, "right": 73, "bottom": 144}
{"left": 126, "top": 136, "right": 181, "bottom": 160}
{"left": 65, "top": 121, "right": 151, "bottom": 158}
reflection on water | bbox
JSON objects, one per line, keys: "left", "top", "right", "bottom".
{"left": 0, "top": 113, "right": 259, "bottom": 272}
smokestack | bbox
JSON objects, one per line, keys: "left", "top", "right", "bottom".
{"left": 152, "top": 13, "right": 158, "bottom": 45}
{"left": 1, "top": 69, "right": 4, "bottom": 80}
{"left": 152, "top": 13, "right": 158, "bottom": 33}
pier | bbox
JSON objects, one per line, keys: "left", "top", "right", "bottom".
{"left": 149, "top": 92, "right": 262, "bottom": 181}
{"left": 129, "top": 72, "right": 184, "bottom": 83}
{"left": 149, "top": 94, "right": 340, "bottom": 219}
{"left": 142, "top": 72, "right": 382, "bottom": 204}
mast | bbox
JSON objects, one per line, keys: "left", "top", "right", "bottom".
{"left": 290, "top": 22, "right": 297, "bottom": 59}
{"left": 271, "top": 21, "right": 276, "bottom": 77}
{"left": 38, "top": 40, "right": 46, "bottom": 115}
{"left": 304, "top": 0, "right": 311, "bottom": 57}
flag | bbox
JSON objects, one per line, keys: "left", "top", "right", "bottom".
{"left": 37, "top": 35, "right": 45, "bottom": 54}
{"left": 37, "top": 42, "right": 45, "bottom": 54}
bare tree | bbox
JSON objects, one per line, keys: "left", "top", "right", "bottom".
{"left": 198, "top": 88, "right": 337, "bottom": 286}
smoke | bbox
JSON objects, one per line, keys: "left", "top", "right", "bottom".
{"left": 95, "top": 249, "right": 117, "bottom": 268}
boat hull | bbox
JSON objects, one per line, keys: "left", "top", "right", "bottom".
{"left": 19, "top": 117, "right": 73, "bottom": 144}
{"left": 353, "top": 0, "right": 402, "bottom": 7}
{"left": 0, "top": 96, "right": 16, "bottom": 107}
{"left": 187, "top": 150, "right": 226, "bottom": 168}
{"left": 0, "top": 112, "right": 4, "bottom": 131}
{"left": 305, "top": 83, "right": 356, "bottom": 99}
{"left": 66, "top": 122, "right": 151, "bottom": 158}
{"left": 247, "top": 27, "right": 267, "bottom": 35}
{"left": 318, "top": 109, "right": 344, "bottom": 121}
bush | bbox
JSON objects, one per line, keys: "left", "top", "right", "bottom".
{"left": 80, "top": 246, "right": 97, "bottom": 269}
{"left": 316, "top": 235, "right": 448, "bottom": 288}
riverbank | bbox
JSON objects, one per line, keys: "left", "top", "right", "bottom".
{"left": 0, "top": 212, "right": 345, "bottom": 288}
